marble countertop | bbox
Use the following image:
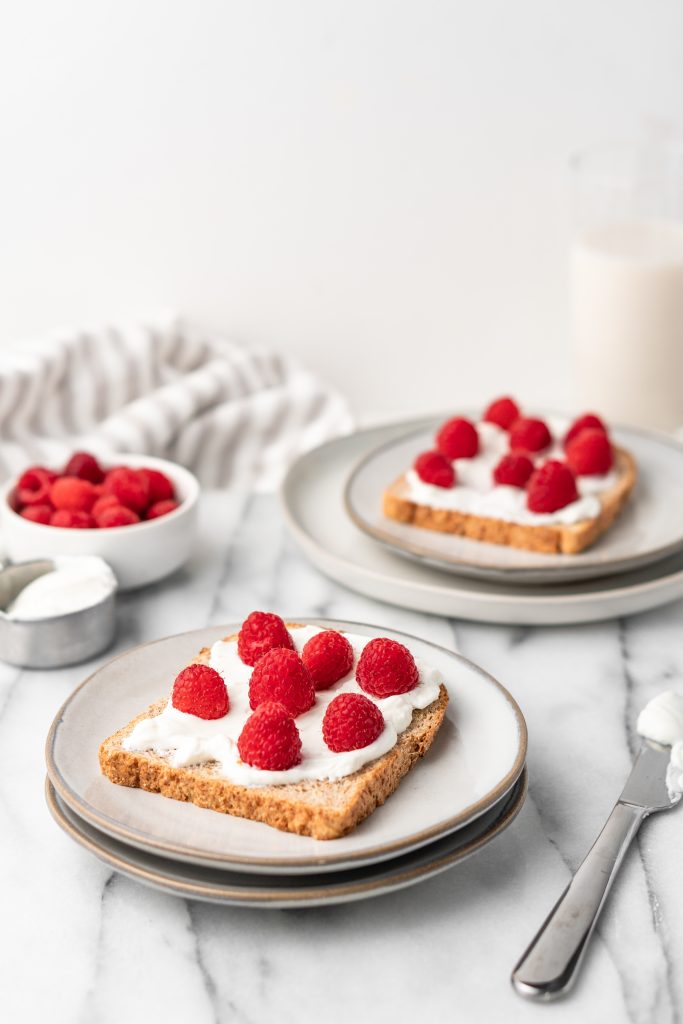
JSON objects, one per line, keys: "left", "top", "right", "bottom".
{"left": 2, "top": 492, "right": 681, "bottom": 1024}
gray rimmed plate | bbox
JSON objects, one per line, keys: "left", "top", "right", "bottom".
{"left": 45, "top": 620, "right": 527, "bottom": 875}
{"left": 280, "top": 421, "right": 683, "bottom": 625}
{"left": 46, "top": 770, "right": 527, "bottom": 908}
{"left": 344, "top": 419, "right": 683, "bottom": 585}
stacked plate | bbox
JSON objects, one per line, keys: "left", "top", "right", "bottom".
{"left": 45, "top": 621, "right": 527, "bottom": 908}
{"left": 281, "top": 417, "right": 683, "bottom": 625}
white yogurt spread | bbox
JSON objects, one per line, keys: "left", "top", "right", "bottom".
{"left": 123, "top": 625, "right": 443, "bottom": 787}
{"left": 5, "top": 556, "right": 116, "bottom": 619}
{"left": 671, "top": 741, "right": 683, "bottom": 794}
{"left": 636, "top": 690, "right": 683, "bottom": 796}
{"left": 404, "top": 418, "right": 618, "bottom": 526}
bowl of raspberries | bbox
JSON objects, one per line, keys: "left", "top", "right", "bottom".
{"left": 1, "top": 452, "right": 200, "bottom": 589}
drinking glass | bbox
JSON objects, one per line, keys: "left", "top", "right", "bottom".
{"left": 571, "top": 139, "right": 683, "bottom": 432}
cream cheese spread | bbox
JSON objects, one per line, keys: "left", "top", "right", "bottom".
{"left": 636, "top": 690, "right": 683, "bottom": 796}
{"left": 403, "top": 418, "right": 618, "bottom": 526}
{"left": 671, "top": 741, "right": 683, "bottom": 794}
{"left": 123, "top": 625, "right": 443, "bottom": 787}
{"left": 5, "top": 556, "right": 116, "bottom": 619}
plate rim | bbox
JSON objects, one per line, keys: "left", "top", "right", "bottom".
{"left": 343, "top": 418, "right": 683, "bottom": 584}
{"left": 281, "top": 423, "right": 683, "bottom": 609}
{"left": 45, "top": 770, "right": 528, "bottom": 906}
{"left": 45, "top": 619, "right": 528, "bottom": 873}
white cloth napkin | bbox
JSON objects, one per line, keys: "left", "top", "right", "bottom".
{"left": 0, "top": 319, "right": 352, "bottom": 489}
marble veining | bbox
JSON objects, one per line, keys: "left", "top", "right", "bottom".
{"left": 1, "top": 492, "right": 682, "bottom": 1023}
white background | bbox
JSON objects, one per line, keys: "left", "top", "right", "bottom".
{"left": 0, "top": 1, "right": 682, "bottom": 419}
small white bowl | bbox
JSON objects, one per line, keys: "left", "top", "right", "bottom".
{"left": 0, "top": 454, "right": 200, "bottom": 590}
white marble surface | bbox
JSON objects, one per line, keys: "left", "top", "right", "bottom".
{"left": 1, "top": 492, "right": 682, "bottom": 1023}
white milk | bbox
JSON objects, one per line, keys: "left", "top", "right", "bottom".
{"left": 572, "top": 220, "right": 683, "bottom": 431}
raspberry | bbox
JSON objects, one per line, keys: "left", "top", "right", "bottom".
{"left": 146, "top": 499, "right": 179, "bottom": 520}
{"left": 483, "top": 396, "right": 520, "bottom": 431}
{"left": 249, "top": 648, "right": 315, "bottom": 716}
{"left": 436, "top": 417, "right": 479, "bottom": 460}
{"left": 50, "top": 509, "right": 94, "bottom": 528}
{"left": 171, "top": 664, "right": 229, "bottom": 719}
{"left": 49, "top": 477, "right": 97, "bottom": 512}
{"left": 356, "top": 637, "right": 419, "bottom": 698}
{"left": 237, "top": 702, "right": 302, "bottom": 771}
{"left": 527, "top": 460, "right": 578, "bottom": 513}
{"left": 20, "top": 504, "right": 52, "bottom": 525}
{"left": 92, "top": 494, "right": 120, "bottom": 518}
{"left": 237, "top": 611, "right": 294, "bottom": 666}
{"left": 139, "top": 467, "right": 175, "bottom": 504}
{"left": 301, "top": 630, "right": 354, "bottom": 689}
{"left": 95, "top": 504, "right": 141, "bottom": 528}
{"left": 322, "top": 693, "right": 385, "bottom": 752}
{"left": 565, "top": 428, "right": 613, "bottom": 476}
{"left": 493, "top": 453, "right": 534, "bottom": 489}
{"left": 509, "top": 417, "right": 552, "bottom": 453}
{"left": 414, "top": 450, "right": 455, "bottom": 488}
{"left": 17, "top": 467, "right": 55, "bottom": 506}
{"left": 103, "top": 467, "right": 149, "bottom": 512}
{"left": 563, "top": 413, "right": 608, "bottom": 449}
{"left": 63, "top": 451, "right": 105, "bottom": 484}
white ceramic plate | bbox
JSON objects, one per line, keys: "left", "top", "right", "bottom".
{"left": 345, "top": 420, "right": 683, "bottom": 584}
{"left": 46, "top": 621, "right": 527, "bottom": 875}
{"left": 46, "top": 771, "right": 527, "bottom": 908}
{"left": 281, "top": 422, "right": 683, "bottom": 625}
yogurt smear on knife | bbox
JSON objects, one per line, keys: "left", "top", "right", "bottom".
{"left": 637, "top": 690, "right": 683, "bottom": 796}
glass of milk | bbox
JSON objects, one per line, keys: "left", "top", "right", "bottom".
{"left": 571, "top": 140, "right": 683, "bottom": 432}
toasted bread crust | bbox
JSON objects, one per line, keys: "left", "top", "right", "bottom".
{"left": 382, "top": 446, "right": 637, "bottom": 555}
{"left": 99, "top": 628, "right": 449, "bottom": 840}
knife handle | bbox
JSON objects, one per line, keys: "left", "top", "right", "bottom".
{"left": 511, "top": 800, "right": 646, "bottom": 1000}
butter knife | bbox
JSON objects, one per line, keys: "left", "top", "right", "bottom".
{"left": 512, "top": 740, "right": 681, "bottom": 1001}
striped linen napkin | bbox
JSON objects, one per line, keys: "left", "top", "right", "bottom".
{"left": 0, "top": 319, "right": 352, "bottom": 489}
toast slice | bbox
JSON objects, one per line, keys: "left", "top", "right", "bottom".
{"left": 99, "top": 630, "right": 449, "bottom": 840}
{"left": 383, "top": 446, "right": 637, "bottom": 555}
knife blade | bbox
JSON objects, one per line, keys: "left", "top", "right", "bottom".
{"left": 512, "top": 739, "right": 681, "bottom": 1001}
